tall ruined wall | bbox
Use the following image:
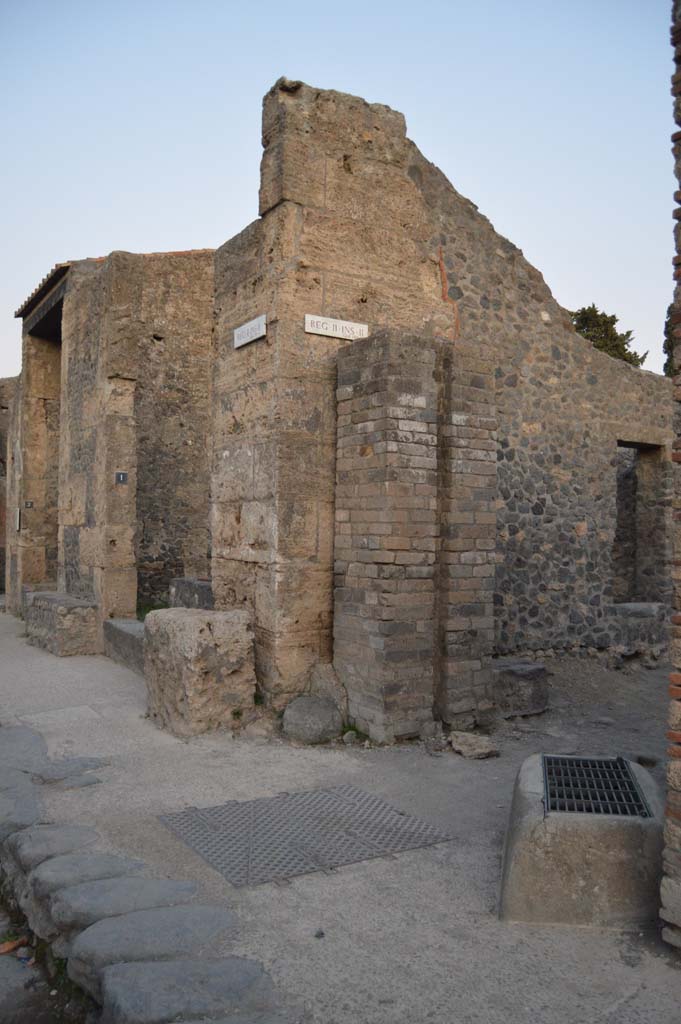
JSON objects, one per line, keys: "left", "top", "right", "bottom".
{"left": 60, "top": 251, "right": 214, "bottom": 616}
{"left": 211, "top": 78, "right": 671, "bottom": 710}
{"left": 0, "top": 377, "right": 17, "bottom": 594}
{"left": 403, "top": 132, "right": 671, "bottom": 656}
{"left": 130, "top": 251, "right": 214, "bottom": 609}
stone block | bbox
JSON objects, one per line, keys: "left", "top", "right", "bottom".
{"left": 282, "top": 695, "right": 343, "bottom": 744}
{"left": 490, "top": 659, "right": 549, "bottom": 718}
{"left": 51, "top": 876, "right": 199, "bottom": 932}
{"left": 144, "top": 609, "right": 256, "bottom": 737}
{"left": 500, "top": 754, "right": 663, "bottom": 927}
{"left": 103, "top": 618, "right": 144, "bottom": 676}
{"left": 69, "top": 904, "right": 239, "bottom": 1000}
{"left": 100, "top": 957, "right": 280, "bottom": 1024}
{"left": 24, "top": 591, "right": 99, "bottom": 656}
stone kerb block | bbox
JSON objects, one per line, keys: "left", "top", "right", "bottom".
{"left": 144, "top": 609, "right": 256, "bottom": 737}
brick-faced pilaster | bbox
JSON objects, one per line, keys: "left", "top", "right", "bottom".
{"left": 661, "top": 0, "right": 681, "bottom": 951}
{"left": 332, "top": 329, "right": 498, "bottom": 742}
{"left": 333, "top": 331, "right": 439, "bottom": 742}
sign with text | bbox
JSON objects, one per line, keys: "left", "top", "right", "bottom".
{"left": 234, "top": 314, "right": 267, "bottom": 349}
{"left": 304, "top": 314, "right": 369, "bottom": 341}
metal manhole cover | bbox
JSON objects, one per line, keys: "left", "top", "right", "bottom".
{"left": 542, "top": 755, "right": 651, "bottom": 817}
{"left": 160, "top": 784, "right": 452, "bottom": 887}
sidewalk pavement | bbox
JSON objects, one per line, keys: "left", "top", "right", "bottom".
{"left": 0, "top": 611, "right": 679, "bottom": 1023}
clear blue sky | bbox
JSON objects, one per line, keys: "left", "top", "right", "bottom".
{"left": 0, "top": 0, "right": 674, "bottom": 375}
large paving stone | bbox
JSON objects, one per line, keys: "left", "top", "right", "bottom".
{"left": 7, "top": 824, "right": 98, "bottom": 871}
{"left": 144, "top": 609, "right": 256, "bottom": 737}
{"left": 52, "top": 876, "right": 199, "bottom": 930}
{"left": 282, "top": 695, "right": 342, "bottom": 744}
{"left": 100, "top": 957, "right": 279, "bottom": 1023}
{"left": 28, "top": 852, "right": 144, "bottom": 900}
{"left": 0, "top": 725, "right": 49, "bottom": 773}
{"left": 69, "top": 904, "right": 240, "bottom": 999}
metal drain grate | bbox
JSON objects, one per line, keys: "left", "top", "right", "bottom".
{"left": 160, "top": 784, "right": 452, "bottom": 887}
{"left": 542, "top": 755, "right": 651, "bottom": 817}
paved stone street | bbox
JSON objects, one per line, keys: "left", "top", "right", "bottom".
{"left": 1, "top": 611, "right": 680, "bottom": 1022}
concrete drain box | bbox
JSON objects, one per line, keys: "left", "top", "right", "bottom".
{"left": 160, "top": 785, "right": 451, "bottom": 888}
{"left": 500, "top": 753, "right": 663, "bottom": 927}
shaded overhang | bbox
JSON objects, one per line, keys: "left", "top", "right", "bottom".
{"left": 14, "top": 263, "right": 71, "bottom": 321}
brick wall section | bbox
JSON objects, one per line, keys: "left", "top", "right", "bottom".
{"left": 438, "top": 338, "right": 498, "bottom": 726}
{"left": 333, "top": 331, "right": 497, "bottom": 740}
{"left": 661, "top": 0, "right": 681, "bottom": 952}
{"left": 334, "top": 332, "right": 439, "bottom": 741}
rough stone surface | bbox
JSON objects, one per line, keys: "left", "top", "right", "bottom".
{"left": 308, "top": 662, "right": 348, "bottom": 718}
{"left": 144, "top": 608, "right": 256, "bottom": 736}
{"left": 282, "top": 695, "right": 343, "bottom": 744}
{"left": 7, "top": 824, "right": 98, "bottom": 872}
{"left": 449, "top": 732, "right": 499, "bottom": 760}
{"left": 69, "top": 904, "right": 240, "bottom": 1000}
{"left": 490, "top": 660, "right": 549, "bottom": 718}
{"left": 51, "top": 876, "right": 199, "bottom": 931}
{"left": 100, "top": 958, "right": 281, "bottom": 1024}
{"left": 28, "top": 852, "right": 144, "bottom": 900}
{"left": 501, "top": 754, "right": 664, "bottom": 926}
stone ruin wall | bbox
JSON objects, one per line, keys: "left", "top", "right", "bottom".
{"left": 6, "top": 250, "right": 213, "bottom": 635}
{"left": 661, "top": 0, "right": 681, "bottom": 953}
{"left": 60, "top": 250, "right": 214, "bottom": 621}
{"left": 210, "top": 79, "right": 672, "bottom": 720}
{"left": 0, "top": 376, "right": 17, "bottom": 593}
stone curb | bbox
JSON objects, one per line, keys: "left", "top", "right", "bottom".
{"left": 0, "top": 724, "right": 306, "bottom": 1023}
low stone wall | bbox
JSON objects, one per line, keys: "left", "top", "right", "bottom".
{"left": 24, "top": 591, "right": 99, "bottom": 656}
{"left": 144, "top": 609, "right": 256, "bottom": 736}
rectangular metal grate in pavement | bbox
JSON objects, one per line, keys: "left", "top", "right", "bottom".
{"left": 542, "top": 755, "right": 651, "bottom": 817}
{"left": 160, "top": 784, "right": 452, "bottom": 887}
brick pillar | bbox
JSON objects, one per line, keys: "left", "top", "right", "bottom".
{"left": 333, "top": 331, "right": 439, "bottom": 742}
{"left": 437, "top": 339, "right": 498, "bottom": 727}
{"left": 662, "top": 0, "right": 681, "bottom": 950}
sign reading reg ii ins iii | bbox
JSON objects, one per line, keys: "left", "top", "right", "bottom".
{"left": 234, "top": 314, "right": 267, "bottom": 349}
{"left": 304, "top": 314, "right": 369, "bottom": 341}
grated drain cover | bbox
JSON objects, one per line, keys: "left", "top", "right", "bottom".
{"left": 160, "top": 784, "right": 452, "bottom": 887}
{"left": 542, "top": 755, "right": 651, "bottom": 817}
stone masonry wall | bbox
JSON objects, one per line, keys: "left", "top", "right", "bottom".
{"left": 5, "top": 373, "right": 22, "bottom": 609}
{"left": 130, "top": 251, "right": 214, "bottom": 610}
{"left": 661, "top": 0, "right": 681, "bottom": 953}
{"left": 211, "top": 78, "right": 671, "bottom": 710}
{"left": 60, "top": 251, "right": 213, "bottom": 620}
{"left": 0, "top": 377, "right": 17, "bottom": 594}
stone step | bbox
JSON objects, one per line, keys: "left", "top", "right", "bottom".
{"left": 104, "top": 618, "right": 145, "bottom": 676}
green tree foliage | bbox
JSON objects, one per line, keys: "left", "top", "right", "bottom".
{"left": 663, "top": 303, "right": 675, "bottom": 378}
{"left": 570, "top": 304, "right": 646, "bottom": 368}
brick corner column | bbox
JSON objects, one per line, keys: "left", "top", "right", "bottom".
{"left": 333, "top": 330, "right": 439, "bottom": 743}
